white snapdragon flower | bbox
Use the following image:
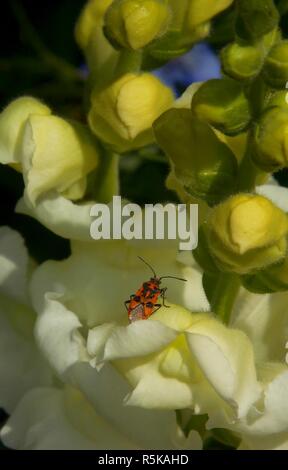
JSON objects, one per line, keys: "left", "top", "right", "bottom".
{"left": 27, "top": 185, "right": 288, "bottom": 449}
{"left": 0, "top": 227, "right": 200, "bottom": 450}
{"left": 0, "top": 227, "right": 52, "bottom": 413}
{"left": 0, "top": 97, "right": 103, "bottom": 241}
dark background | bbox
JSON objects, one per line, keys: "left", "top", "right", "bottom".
{"left": 0, "top": 0, "right": 87, "bottom": 262}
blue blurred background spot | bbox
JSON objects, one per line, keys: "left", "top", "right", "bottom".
{"left": 153, "top": 42, "right": 221, "bottom": 96}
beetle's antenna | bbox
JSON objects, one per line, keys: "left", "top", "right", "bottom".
{"left": 138, "top": 256, "right": 157, "bottom": 278}
{"left": 159, "top": 276, "right": 187, "bottom": 282}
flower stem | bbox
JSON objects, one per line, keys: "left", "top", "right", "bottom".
{"left": 87, "top": 150, "right": 120, "bottom": 203}
{"left": 209, "top": 273, "right": 241, "bottom": 325}
{"left": 114, "top": 50, "right": 143, "bottom": 79}
{"left": 237, "top": 132, "right": 268, "bottom": 192}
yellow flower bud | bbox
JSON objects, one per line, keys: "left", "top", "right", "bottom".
{"left": 75, "top": 0, "right": 113, "bottom": 50}
{"left": 21, "top": 116, "right": 99, "bottom": 204}
{"left": 263, "top": 41, "right": 288, "bottom": 89}
{"left": 188, "top": 0, "right": 234, "bottom": 28}
{"left": 104, "top": 0, "right": 171, "bottom": 50}
{"left": 88, "top": 72, "right": 174, "bottom": 153}
{"left": 207, "top": 194, "right": 288, "bottom": 274}
{"left": 252, "top": 107, "right": 288, "bottom": 172}
{"left": 0, "top": 97, "right": 51, "bottom": 165}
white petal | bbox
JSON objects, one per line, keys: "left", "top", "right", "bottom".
{"left": 34, "top": 291, "right": 87, "bottom": 376}
{"left": 0, "top": 226, "right": 29, "bottom": 304}
{"left": 231, "top": 288, "right": 288, "bottom": 363}
{"left": 125, "top": 368, "right": 194, "bottom": 410}
{"left": 256, "top": 185, "right": 288, "bottom": 213}
{"left": 0, "top": 226, "right": 51, "bottom": 412}
{"left": 70, "top": 362, "right": 193, "bottom": 449}
{"left": 87, "top": 323, "right": 117, "bottom": 366}
{"left": 101, "top": 321, "right": 177, "bottom": 361}
{"left": 242, "top": 369, "right": 288, "bottom": 436}
{"left": 0, "top": 387, "right": 136, "bottom": 450}
{"left": 186, "top": 317, "right": 261, "bottom": 418}
{"left": 16, "top": 191, "right": 94, "bottom": 241}
{"left": 0, "top": 308, "right": 52, "bottom": 413}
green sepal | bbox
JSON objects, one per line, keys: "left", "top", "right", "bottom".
{"left": 252, "top": 106, "right": 288, "bottom": 172}
{"left": 235, "top": 0, "right": 280, "bottom": 42}
{"left": 202, "top": 271, "right": 241, "bottom": 324}
{"left": 242, "top": 257, "right": 288, "bottom": 293}
{"left": 191, "top": 78, "right": 251, "bottom": 136}
{"left": 86, "top": 146, "right": 120, "bottom": 204}
{"left": 263, "top": 40, "right": 288, "bottom": 89}
{"left": 153, "top": 108, "right": 238, "bottom": 206}
{"left": 193, "top": 225, "right": 219, "bottom": 274}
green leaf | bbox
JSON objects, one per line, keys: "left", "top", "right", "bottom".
{"left": 154, "top": 108, "right": 238, "bottom": 206}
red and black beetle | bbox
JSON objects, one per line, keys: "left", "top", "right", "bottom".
{"left": 125, "top": 257, "right": 187, "bottom": 323}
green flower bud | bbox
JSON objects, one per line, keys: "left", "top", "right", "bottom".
{"left": 191, "top": 79, "right": 251, "bottom": 136}
{"left": 221, "top": 43, "right": 263, "bottom": 81}
{"left": 145, "top": 0, "right": 233, "bottom": 63}
{"left": 266, "top": 90, "right": 288, "bottom": 109}
{"left": 88, "top": 72, "right": 174, "bottom": 153}
{"left": 252, "top": 107, "right": 288, "bottom": 172}
{"left": 242, "top": 257, "right": 288, "bottom": 294}
{"left": 235, "top": 0, "right": 280, "bottom": 42}
{"left": 104, "top": 0, "right": 172, "bottom": 50}
{"left": 146, "top": 22, "right": 210, "bottom": 62}
{"left": 263, "top": 41, "right": 288, "bottom": 88}
{"left": 153, "top": 108, "right": 238, "bottom": 206}
{"left": 207, "top": 194, "right": 288, "bottom": 274}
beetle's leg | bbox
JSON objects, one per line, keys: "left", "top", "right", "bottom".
{"left": 152, "top": 304, "right": 162, "bottom": 314}
{"left": 161, "top": 288, "right": 170, "bottom": 308}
